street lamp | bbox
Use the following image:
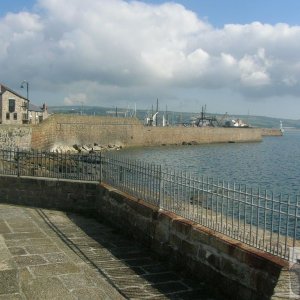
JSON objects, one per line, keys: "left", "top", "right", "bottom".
{"left": 20, "top": 80, "right": 29, "bottom": 101}
{"left": 21, "top": 80, "right": 29, "bottom": 123}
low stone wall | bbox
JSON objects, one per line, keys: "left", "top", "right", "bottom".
{"left": 0, "top": 176, "right": 292, "bottom": 300}
{"left": 97, "top": 184, "right": 289, "bottom": 300}
{"left": 0, "top": 176, "right": 98, "bottom": 214}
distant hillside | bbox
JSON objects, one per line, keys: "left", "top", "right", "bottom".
{"left": 237, "top": 114, "right": 300, "bottom": 129}
{"left": 49, "top": 106, "right": 300, "bottom": 129}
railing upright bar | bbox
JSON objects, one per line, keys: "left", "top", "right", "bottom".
{"left": 292, "top": 196, "right": 299, "bottom": 261}
{"left": 197, "top": 177, "right": 201, "bottom": 224}
{"left": 243, "top": 185, "right": 246, "bottom": 243}
{"left": 204, "top": 176, "right": 207, "bottom": 226}
{"left": 210, "top": 178, "right": 213, "bottom": 228}
{"left": 250, "top": 187, "right": 253, "bottom": 245}
{"left": 270, "top": 191, "right": 274, "bottom": 254}
{"left": 277, "top": 194, "right": 282, "bottom": 256}
{"left": 17, "top": 148, "right": 20, "bottom": 177}
{"left": 184, "top": 170, "right": 187, "bottom": 219}
{"left": 137, "top": 159, "right": 141, "bottom": 196}
{"left": 175, "top": 169, "right": 178, "bottom": 214}
{"left": 284, "top": 196, "right": 289, "bottom": 259}
{"left": 192, "top": 175, "right": 195, "bottom": 220}
{"left": 99, "top": 152, "right": 102, "bottom": 182}
{"left": 142, "top": 160, "right": 145, "bottom": 200}
{"left": 256, "top": 188, "right": 260, "bottom": 249}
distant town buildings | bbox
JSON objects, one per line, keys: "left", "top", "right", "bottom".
{"left": 0, "top": 83, "right": 49, "bottom": 125}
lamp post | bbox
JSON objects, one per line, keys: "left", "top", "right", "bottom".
{"left": 20, "top": 80, "right": 29, "bottom": 101}
{"left": 21, "top": 80, "right": 29, "bottom": 123}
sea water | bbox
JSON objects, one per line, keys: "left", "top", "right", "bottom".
{"left": 119, "top": 130, "right": 300, "bottom": 197}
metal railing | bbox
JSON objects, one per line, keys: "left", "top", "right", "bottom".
{"left": 101, "top": 154, "right": 300, "bottom": 261}
{"left": 0, "top": 149, "right": 299, "bottom": 260}
{"left": 0, "top": 149, "right": 101, "bottom": 181}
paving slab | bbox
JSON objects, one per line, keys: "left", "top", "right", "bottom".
{"left": 0, "top": 204, "right": 220, "bottom": 299}
{"left": 0, "top": 235, "right": 19, "bottom": 295}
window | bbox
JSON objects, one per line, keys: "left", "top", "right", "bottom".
{"left": 23, "top": 102, "right": 28, "bottom": 110}
{"left": 13, "top": 113, "right": 17, "bottom": 120}
{"left": 6, "top": 113, "right": 10, "bottom": 120}
{"left": 8, "top": 99, "right": 15, "bottom": 112}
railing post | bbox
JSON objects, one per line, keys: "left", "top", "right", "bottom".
{"left": 119, "top": 164, "right": 123, "bottom": 184}
{"left": 16, "top": 148, "right": 20, "bottom": 177}
{"left": 76, "top": 153, "right": 80, "bottom": 180}
{"left": 99, "top": 152, "right": 102, "bottom": 183}
{"left": 158, "top": 164, "right": 163, "bottom": 208}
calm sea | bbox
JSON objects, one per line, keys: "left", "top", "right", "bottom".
{"left": 119, "top": 130, "right": 300, "bottom": 197}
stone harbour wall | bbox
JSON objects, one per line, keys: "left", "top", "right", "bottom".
{"left": 0, "top": 114, "right": 284, "bottom": 150}
{"left": 0, "top": 125, "right": 32, "bottom": 150}
{"left": 0, "top": 176, "right": 291, "bottom": 300}
{"left": 261, "top": 128, "right": 283, "bottom": 136}
{"left": 30, "top": 114, "right": 143, "bottom": 150}
{"left": 30, "top": 114, "right": 264, "bottom": 150}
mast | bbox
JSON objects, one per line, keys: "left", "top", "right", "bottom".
{"left": 156, "top": 98, "right": 159, "bottom": 127}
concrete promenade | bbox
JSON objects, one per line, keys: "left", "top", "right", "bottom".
{"left": 0, "top": 204, "right": 219, "bottom": 300}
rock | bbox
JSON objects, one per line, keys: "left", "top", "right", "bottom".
{"left": 73, "top": 144, "right": 80, "bottom": 151}
{"left": 49, "top": 143, "right": 123, "bottom": 153}
{"left": 51, "top": 145, "right": 77, "bottom": 153}
{"left": 82, "top": 145, "right": 93, "bottom": 152}
{"left": 92, "top": 145, "right": 103, "bottom": 152}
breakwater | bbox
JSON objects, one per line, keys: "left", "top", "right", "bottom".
{"left": 0, "top": 114, "right": 282, "bottom": 150}
{"left": 31, "top": 114, "right": 264, "bottom": 150}
{"left": 261, "top": 128, "right": 283, "bottom": 136}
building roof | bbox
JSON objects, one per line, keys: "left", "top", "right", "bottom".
{"left": 0, "top": 83, "right": 29, "bottom": 101}
{"left": 28, "top": 103, "right": 44, "bottom": 112}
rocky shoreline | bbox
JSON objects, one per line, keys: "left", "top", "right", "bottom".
{"left": 50, "top": 143, "right": 123, "bottom": 153}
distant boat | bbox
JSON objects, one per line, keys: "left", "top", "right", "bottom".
{"left": 224, "top": 118, "right": 250, "bottom": 128}
{"left": 280, "top": 121, "right": 284, "bottom": 134}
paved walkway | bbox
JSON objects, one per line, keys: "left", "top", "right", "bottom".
{"left": 0, "top": 204, "right": 219, "bottom": 300}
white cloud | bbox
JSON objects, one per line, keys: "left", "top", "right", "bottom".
{"left": 64, "top": 93, "right": 87, "bottom": 105}
{"left": 1, "top": 0, "right": 300, "bottom": 117}
{"left": 239, "top": 49, "right": 271, "bottom": 87}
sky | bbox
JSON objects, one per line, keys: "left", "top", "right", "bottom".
{"left": 0, "top": 0, "right": 300, "bottom": 119}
